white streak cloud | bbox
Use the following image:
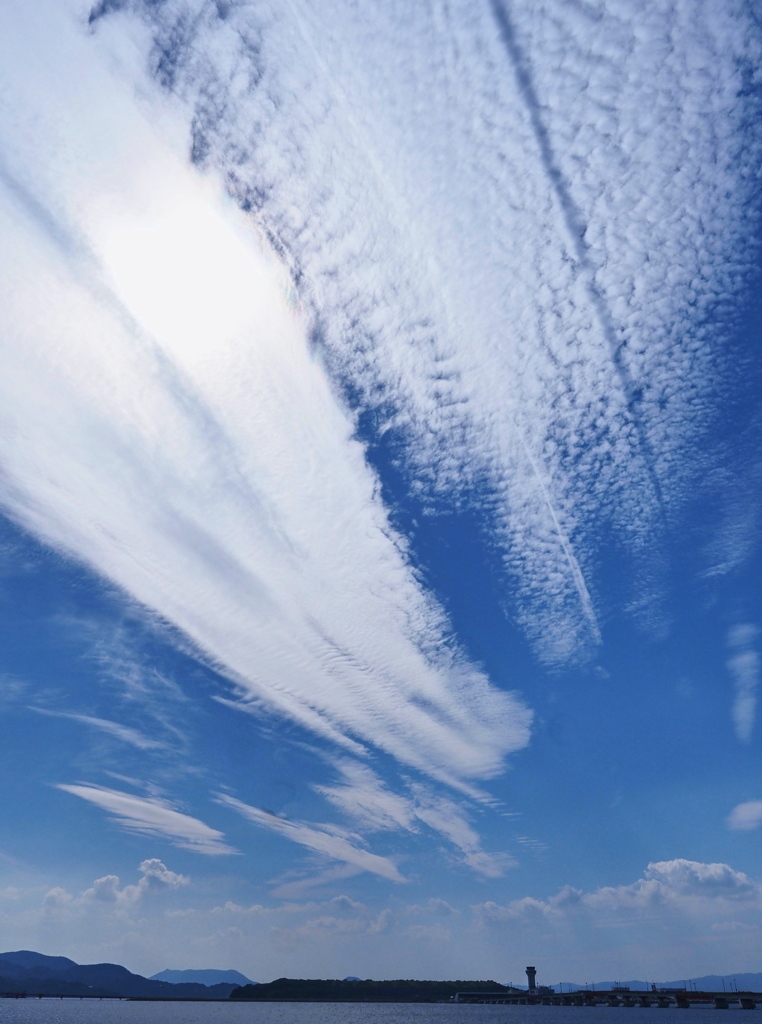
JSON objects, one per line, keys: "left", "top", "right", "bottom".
{"left": 314, "top": 761, "right": 418, "bottom": 834}
{"left": 410, "top": 785, "right": 516, "bottom": 879}
{"left": 30, "top": 707, "right": 164, "bottom": 751}
{"left": 57, "top": 783, "right": 236, "bottom": 855}
{"left": 728, "top": 624, "right": 759, "bottom": 743}
{"left": 217, "top": 793, "right": 404, "bottom": 882}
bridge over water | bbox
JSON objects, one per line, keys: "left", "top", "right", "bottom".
{"left": 453, "top": 990, "right": 759, "bottom": 1009}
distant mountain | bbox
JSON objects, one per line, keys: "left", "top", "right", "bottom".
{"left": 0, "top": 951, "right": 78, "bottom": 972}
{"left": 0, "top": 950, "right": 238, "bottom": 998}
{"left": 665, "top": 975, "right": 762, "bottom": 993}
{"left": 151, "top": 969, "right": 254, "bottom": 986}
{"left": 552, "top": 981, "right": 653, "bottom": 993}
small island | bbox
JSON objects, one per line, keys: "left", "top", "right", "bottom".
{"left": 230, "top": 978, "right": 514, "bottom": 1002}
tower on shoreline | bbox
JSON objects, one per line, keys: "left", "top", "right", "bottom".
{"left": 526, "top": 967, "right": 537, "bottom": 993}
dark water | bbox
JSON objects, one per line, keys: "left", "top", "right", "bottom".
{"left": 0, "top": 1003, "right": 753, "bottom": 1024}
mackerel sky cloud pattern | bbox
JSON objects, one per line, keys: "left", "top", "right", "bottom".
{"left": 0, "top": 0, "right": 760, "bottom": 982}
{"left": 88, "top": 0, "right": 762, "bottom": 661}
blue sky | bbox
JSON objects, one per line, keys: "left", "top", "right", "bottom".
{"left": 0, "top": 0, "right": 761, "bottom": 987}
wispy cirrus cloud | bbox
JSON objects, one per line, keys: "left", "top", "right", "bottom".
{"left": 90, "top": 0, "right": 762, "bottom": 662}
{"left": 727, "top": 624, "right": 759, "bottom": 743}
{"left": 57, "top": 783, "right": 236, "bottom": 855}
{"left": 314, "top": 761, "right": 418, "bottom": 834}
{"left": 316, "top": 760, "right": 515, "bottom": 878}
{"left": 410, "top": 785, "right": 516, "bottom": 879}
{"left": 217, "top": 793, "right": 404, "bottom": 882}
{"left": 30, "top": 707, "right": 164, "bottom": 751}
{"left": 270, "top": 862, "right": 365, "bottom": 901}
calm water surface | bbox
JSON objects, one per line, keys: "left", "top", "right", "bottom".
{"left": 0, "top": 1003, "right": 753, "bottom": 1024}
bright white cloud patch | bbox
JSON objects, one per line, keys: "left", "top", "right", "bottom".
{"left": 602, "top": 859, "right": 760, "bottom": 905}
{"left": 217, "top": 793, "right": 404, "bottom": 882}
{"left": 0, "top": 0, "right": 530, "bottom": 788}
{"left": 91, "top": 0, "right": 762, "bottom": 662}
{"left": 727, "top": 624, "right": 759, "bottom": 743}
{"left": 727, "top": 801, "right": 762, "bottom": 832}
{"left": 57, "top": 784, "right": 236, "bottom": 855}
{"left": 44, "top": 858, "right": 188, "bottom": 910}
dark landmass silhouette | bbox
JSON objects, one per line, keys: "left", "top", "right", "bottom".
{"left": 233, "top": 975, "right": 762, "bottom": 1002}
{"left": 3, "top": 952, "right": 761, "bottom": 1002}
{"left": 230, "top": 978, "right": 515, "bottom": 1002}
{"left": 0, "top": 951, "right": 238, "bottom": 999}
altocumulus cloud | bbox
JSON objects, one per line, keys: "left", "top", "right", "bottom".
{"left": 88, "top": 0, "right": 762, "bottom": 662}
{"left": 0, "top": 0, "right": 530, "bottom": 794}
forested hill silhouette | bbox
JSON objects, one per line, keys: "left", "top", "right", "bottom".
{"left": 230, "top": 978, "right": 513, "bottom": 1002}
{"left": 0, "top": 951, "right": 238, "bottom": 998}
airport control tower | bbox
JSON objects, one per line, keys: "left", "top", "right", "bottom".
{"left": 526, "top": 967, "right": 537, "bottom": 993}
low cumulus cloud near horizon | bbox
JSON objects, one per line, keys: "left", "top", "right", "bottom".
{"left": 5, "top": 857, "right": 760, "bottom": 981}
{"left": 43, "top": 858, "right": 188, "bottom": 912}
{"left": 474, "top": 859, "right": 762, "bottom": 926}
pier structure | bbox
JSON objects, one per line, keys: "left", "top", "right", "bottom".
{"left": 453, "top": 967, "right": 758, "bottom": 1008}
{"left": 452, "top": 988, "right": 759, "bottom": 1008}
